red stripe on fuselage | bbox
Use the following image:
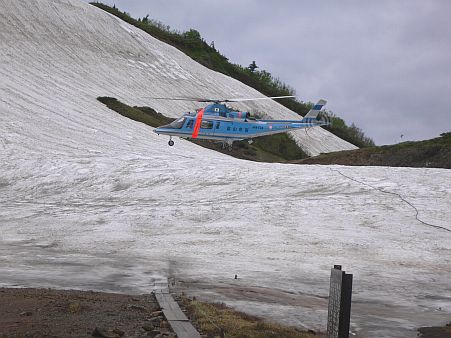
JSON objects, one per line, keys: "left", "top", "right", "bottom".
{"left": 191, "top": 108, "right": 204, "bottom": 138}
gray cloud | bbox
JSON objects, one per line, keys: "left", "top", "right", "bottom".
{"left": 85, "top": 0, "right": 451, "bottom": 144}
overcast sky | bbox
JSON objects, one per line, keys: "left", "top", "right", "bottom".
{"left": 87, "top": 0, "right": 451, "bottom": 145}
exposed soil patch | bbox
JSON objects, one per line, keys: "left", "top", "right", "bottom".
{"left": 0, "top": 288, "right": 166, "bottom": 338}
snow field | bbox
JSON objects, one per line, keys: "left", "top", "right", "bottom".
{"left": 1, "top": 0, "right": 451, "bottom": 337}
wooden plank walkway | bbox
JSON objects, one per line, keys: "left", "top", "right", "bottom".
{"left": 153, "top": 280, "right": 201, "bottom": 338}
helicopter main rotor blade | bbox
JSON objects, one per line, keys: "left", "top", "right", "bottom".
{"left": 145, "top": 95, "right": 296, "bottom": 103}
{"left": 146, "top": 97, "right": 217, "bottom": 102}
{"left": 223, "top": 95, "right": 296, "bottom": 102}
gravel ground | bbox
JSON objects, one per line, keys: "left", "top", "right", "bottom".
{"left": 0, "top": 288, "right": 169, "bottom": 338}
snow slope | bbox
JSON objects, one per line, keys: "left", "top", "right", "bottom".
{"left": 0, "top": 1, "right": 450, "bottom": 337}
{"left": 0, "top": 0, "right": 356, "bottom": 156}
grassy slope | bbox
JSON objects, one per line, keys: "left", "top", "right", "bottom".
{"left": 98, "top": 97, "right": 307, "bottom": 162}
{"left": 177, "top": 295, "right": 320, "bottom": 338}
{"left": 294, "top": 132, "right": 451, "bottom": 169}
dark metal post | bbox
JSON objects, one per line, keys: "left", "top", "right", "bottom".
{"left": 326, "top": 265, "right": 353, "bottom": 338}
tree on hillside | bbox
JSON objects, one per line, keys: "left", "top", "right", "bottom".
{"left": 183, "top": 29, "right": 201, "bottom": 41}
{"left": 248, "top": 61, "right": 258, "bottom": 72}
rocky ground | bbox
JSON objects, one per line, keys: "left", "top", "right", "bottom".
{"left": 0, "top": 288, "right": 174, "bottom": 338}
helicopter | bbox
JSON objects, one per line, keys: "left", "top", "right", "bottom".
{"left": 152, "top": 96, "right": 329, "bottom": 150}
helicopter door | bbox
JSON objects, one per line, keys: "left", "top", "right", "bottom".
{"left": 200, "top": 120, "right": 214, "bottom": 137}
{"left": 186, "top": 119, "right": 194, "bottom": 129}
{"left": 215, "top": 122, "right": 220, "bottom": 135}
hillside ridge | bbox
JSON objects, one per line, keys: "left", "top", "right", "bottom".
{"left": 295, "top": 132, "right": 451, "bottom": 169}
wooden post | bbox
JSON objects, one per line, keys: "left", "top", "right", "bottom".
{"left": 326, "top": 265, "right": 353, "bottom": 338}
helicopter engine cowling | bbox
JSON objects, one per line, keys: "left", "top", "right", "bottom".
{"left": 228, "top": 111, "right": 249, "bottom": 119}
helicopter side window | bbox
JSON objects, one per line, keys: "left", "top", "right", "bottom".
{"left": 239, "top": 127, "right": 242, "bottom": 132}
{"left": 169, "top": 117, "right": 186, "bottom": 129}
{"left": 200, "top": 121, "right": 213, "bottom": 129}
{"left": 227, "top": 126, "right": 231, "bottom": 131}
{"left": 245, "top": 128, "right": 248, "bottom": 132}
{"left": 186, "top": 119, "right": 194, "bottom": 129}
{"left": 216, "top": 122, "right": 220, "bottom": 129}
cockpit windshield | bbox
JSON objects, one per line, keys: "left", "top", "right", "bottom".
{"left": 169, "top": 117, "right": 186, "bottom": 129}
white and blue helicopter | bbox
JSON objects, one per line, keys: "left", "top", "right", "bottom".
{"left": 153, "top": 96, "right": 328, "bottom": 149}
